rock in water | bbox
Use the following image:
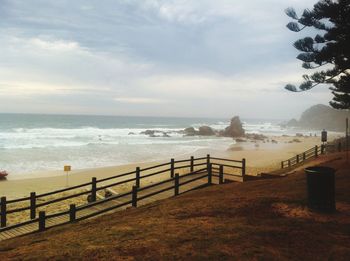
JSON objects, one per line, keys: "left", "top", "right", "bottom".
{"left": 183, "top": 127, "right": 197, "bottom": 136}
{"left": 221, "top": 116, "right": 245, "bottom": 137}
{"left": 198, "top": 126, "right": 215, "bottom": 136}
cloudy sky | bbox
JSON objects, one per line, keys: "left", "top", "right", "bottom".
{"left": 0, "top": 0, "right": 333, "bottom": 119}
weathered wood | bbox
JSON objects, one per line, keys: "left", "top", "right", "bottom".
{"left": 281, "top": 161, "right": 284, "bottom": 169}
{"left": 242, "top": 158, "right": 246, "bottom": 177}
{"left": 190, "top": 156, "right": 194, "bottom": 172}
{"left": 38, "top": 211, "right": 46, "bottom": 232}
{"left": 69, "top": 204, "right": 76, "bottom": 222}
{"left": 315, "top": 145, "right": 318, "bottom": 157}
{"left": 0, "top": 197, "right": 6, "bottom": 228}
{"left": 296, "top": 154, "right": 299, "bottom": 164}
{"left": 174, "top": 173, "right": 179, "bottom": 196}
{"left": 132, "top": 186, "right": 138, "bottom": 207}
{"left": 288, "top": 160, "right": 291, "bottom": 168}
{"left": 208, "top": 163, "right": 212, "bottom": 185}
{"left": 219, "top": 165, "right": 224, "bottom": 184}
{"left": 303, "top": 152, "right": 306, "bottom": 161}
{"left": 170, "top": 159, "right": 175, "bottom": 178}
{"left": 30, "top": 192, "right": 36, "bottom": 219}
{"left": 206, "top": 154, "right": 210, "bottom": 169}
{"left": 136, "top": 167, "right": 140, "bottom": 188}
{"left": 91, "top": 177, "right": 97, "bottom": 202}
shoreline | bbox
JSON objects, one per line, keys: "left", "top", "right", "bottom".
{"left": 0, "top": 135, "right": 326, "bottom": 199}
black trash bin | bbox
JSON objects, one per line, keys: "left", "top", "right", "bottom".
{"left": 305, "top": 166, "right": 336, "bottom": 213}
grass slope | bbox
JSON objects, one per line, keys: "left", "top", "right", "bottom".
{"left": 1, "top": 153, "right": 350, "bottom": 260}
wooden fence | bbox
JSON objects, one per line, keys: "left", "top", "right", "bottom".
{"left": 280, "top": 145, "right": 325, "bottom": 169}
{"left": 0, "top": 155, "right": 245, "bottom": 239}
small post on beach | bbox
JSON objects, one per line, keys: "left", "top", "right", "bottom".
{"left": 136, "top": 167, "right": 140, "bottom": 188}
{"left": 170, "top": 158, "right": 175, "bottom": 178}
{"left": 219, "top": 165, "right": 224, "bottom": 184}
{"left": 321, "top": 144, "right": 325, "bottom": 155}
{"left": 91, "top": 177, "right": 97, "bottom": 202}
{"left": 303, "top": 152, "right": 306, "bottom": 161}
{"left": 296, "top": 154, "right": 299, "bottom": 164}
{"left": 242, "top": 158, "right": 246, "bottom": 179}
{"left": 64, "top": 165, "right": 71, "bottom": 187}
{"left": 132, "top": 185, "right": 138, "bottom": 207}
{"left": 38, "top": 211, "right": 46, "bottom": 232}
{"left": 30, "top": 192, "right": 36, "bottom": 219}
{"left": 0, "top": 196, "right": 6, "bottom": 228}
{"left": 208, "top": 163, "right": 212, "bottom": 185}
{"left": 281, "top": 161, "right": 284, "bottom": 169}
{"left": 174, "top": 173, "right": 179, "bottom": 196}
{"left": 69, "top": 204, "right": 76, "bottom": 222}
{"left": 190, "top": 156, "right": 194, "bottom": 172}
{"left": 288, "top": 160, "right": 291, "bottom": 168}
{"left": 315, "top": 145, "right": 318, "bottom": 158}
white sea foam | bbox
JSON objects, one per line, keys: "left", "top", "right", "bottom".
{"left": 0, "top": 116, "right": 323, "bottom": 177}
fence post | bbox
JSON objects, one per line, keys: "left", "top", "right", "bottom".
{"left": 0, "top": 196, "right": 6, "bottom": 228}
{"left": 219, "top": 165, "right": 224, "bottom": 184}
{"left": 303, "top": 152, "right": 306, "bottom": 161}
{"left": 315, "top": 145, "right": 318, "bottom": 157}
{"left": 91, "top": 177, "right": 97, "bottom": 202}
{"left": 321, "top": 144, "right": 325, "bottom": 154}
{"left": 38, "top": 211, "right": 46, "bottom": 231}
{"left": 170, "top": 158, "right": 175, "bottom": 178}
{"left": 190, "top": 156, "right": 194, "bottom": 172}
{"left": 174, "top": 173, "right": 179, "bottom": 196}
{"left": 206, "top": 154, "right": 210, "bottom": 169}
{"left": 132, "top": 185, "right": 138, "bottom": 208}
{"left": 136, "top": 167, "right": 140, "bottom": 188}
{"left": 288, "top": 160, "right": 291, "bottom": 168}
{"left": 69, "top": 204, "right": 76, "bottom": 222}
{"left": 296, "top": 154, "right": 299, "bottom": 164}
{"left": 242, "top": 158, "right": 246, "bottom": 178}
{"left": 30, "top": 192, "right": 36, "bottom": 219}
{"left": 281, "top": 161, "right": 283, "bottom": 169}
{"left": 208, "top": 163, "right": 212, "bottom": 185}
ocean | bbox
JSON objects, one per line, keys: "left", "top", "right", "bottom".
{"left": 0, "top": 113, "right": 313, "bottom": 178}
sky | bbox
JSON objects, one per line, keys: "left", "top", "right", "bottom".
{"left": 0, "top": 0, "right": 334, "bottom": 120}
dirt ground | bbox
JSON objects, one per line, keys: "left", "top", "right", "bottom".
{"left": 0, "top": 152, "right": 349, "bottom": 260}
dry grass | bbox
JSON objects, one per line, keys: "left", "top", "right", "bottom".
{"left": 0, "top": 153, "right": 350, "bottom": 260}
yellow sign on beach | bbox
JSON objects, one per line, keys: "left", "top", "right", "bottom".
{"left": 64, "top": 165, "right": 71, "bottom": 172}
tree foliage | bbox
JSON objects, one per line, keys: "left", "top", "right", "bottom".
{"left": 285, "top": 0, "right": 350, "bottom": 109}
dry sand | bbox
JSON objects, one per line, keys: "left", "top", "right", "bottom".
{"left": 0, "top": 135, "right": 325, "bottom": 225}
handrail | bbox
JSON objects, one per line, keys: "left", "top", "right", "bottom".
{"left": 0, "top": 154, "right": 245, "bottom": 237}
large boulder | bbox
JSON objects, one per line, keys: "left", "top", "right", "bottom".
{"left": 198, "top": 126, "right": 215, "bottom": 136}
{"left": 221, "top": 116, "right": 245, "bottom": 137}
{"left": 183, "top": 127, "right": 197, "bottom": 136}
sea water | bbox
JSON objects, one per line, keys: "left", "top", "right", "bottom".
{"left": 0, "top": 113, "right": 313, "bottom": 178}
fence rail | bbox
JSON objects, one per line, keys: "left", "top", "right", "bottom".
{"left": 280, "top": 145, "right": 326, "bottom": 169}
{"left": 0, "top": 155, "right": 245, "bottom": 240}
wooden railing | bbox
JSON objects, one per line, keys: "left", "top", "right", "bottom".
{"left": 0, "top": 155, "right": 245, "bottom": 237}
{"left": 280, "top": 145, "right": 325, "bottom": 169}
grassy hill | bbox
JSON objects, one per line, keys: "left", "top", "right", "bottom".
{"left": 1, "top": 153, "right": 350, "bottom": 260}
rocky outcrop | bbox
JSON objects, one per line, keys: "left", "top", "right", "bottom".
{"left": 198, "top": 126, "right": 215, "bottom": 136}
{"left": 220, "top": 116, "right": 245, "bottom": 137}
{"left": 285, "top": 104, "right": 350, "bottom": 132}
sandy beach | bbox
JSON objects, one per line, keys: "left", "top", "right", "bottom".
{"left": 0, "top": 134, "right": 330, "bottom": 225}
{"left": 0, "top": 135, "right": 324, "bottom": 198}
